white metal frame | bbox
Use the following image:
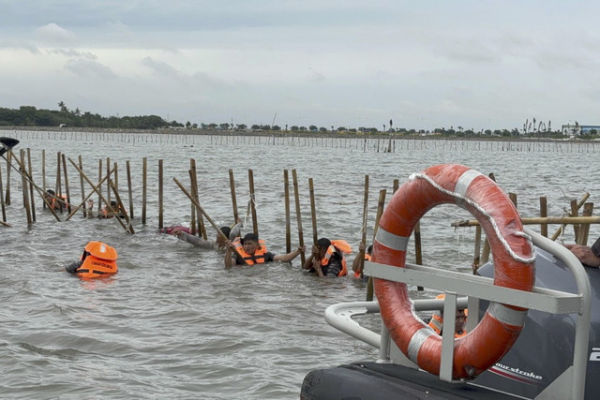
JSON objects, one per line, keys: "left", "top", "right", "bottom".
{"left": 324, "top": 228, "right": 591, "bottom": 400}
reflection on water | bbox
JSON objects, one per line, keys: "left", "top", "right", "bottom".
{"left": 1, "top": 131, "right": 598, "bottom": 399}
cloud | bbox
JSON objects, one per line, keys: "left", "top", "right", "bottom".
{"left": 141, "top": 56, "right": 182, "bottom": 79}
{"left": 49, "top": 48, "right": 97, "bottom": 59}
{"left": 65, "top": 58, "right": 116, "bottom": 79}
{"left": 34, "top": 23, "right": 75, "bottom": 44}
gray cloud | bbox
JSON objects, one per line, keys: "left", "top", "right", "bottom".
{"left": 65, "top": 58, "right": 117, "bottom": 79}
{"left": 34, "top": 23, "right": 75, "bottom": 44}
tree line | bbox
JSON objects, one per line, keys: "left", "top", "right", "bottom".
{"left": 0, "top": 102, "right": 181, "bottom": 130}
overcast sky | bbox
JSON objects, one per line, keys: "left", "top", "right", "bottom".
{"left": 1, "top": 1, "right": 599, "bottom": 130}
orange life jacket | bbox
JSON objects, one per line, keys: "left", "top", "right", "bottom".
{"left": 49, "top": 194, "right": 68, "bottom": 210}
{"left": 428, "top": 294, "right": 468, "bottom": 338}
{"left": 232, "top": 238, "right": 269, "bottom": 265}
{"left": 75, "top": 241, "right": 118, "bottom": 279}
{"left": 321, "top": 240, "right": 352, "bottom": 277}
{"left": 353, "top": 253, "right": 371, "bottom": 278}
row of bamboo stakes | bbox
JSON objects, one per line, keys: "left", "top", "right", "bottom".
{"left": 1, "top": 148, "right": 598, "bottom": 296}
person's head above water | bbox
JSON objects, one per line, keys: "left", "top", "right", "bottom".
{"left": 240, "top": 233, "right": 260, "bottom": 254}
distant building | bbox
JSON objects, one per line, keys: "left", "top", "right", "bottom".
{"left": 561, "top": 124, "right": 600, "bottom": 135}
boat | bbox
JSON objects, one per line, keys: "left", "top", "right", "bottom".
{"left": 300, "top": 164, "right": 598, "bottom": 399}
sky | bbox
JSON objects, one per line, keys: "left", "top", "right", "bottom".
{"left": 1, "top": 0, "right": 600, "bottom": 131}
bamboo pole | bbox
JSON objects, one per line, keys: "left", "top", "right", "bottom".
{"left": 284, "top": 169, "right": 291, "bottom": 253}
{"left": 78, "top": 155, "right": 86, "bottom": 217}
{"left": 188, "top": 168, "right": 207, "bottom": 239}
{"left": 414, "top": 221, "right": 424, "bottom": 291}
{"left": 61, "top": 153, "right": 72, "bottom": 214}
{"left": 539, "top": 196, "right": 548, "bottom": 237}
{"left": 106, "top": 157, "right": 111, "bottom": 205}
{"left": 109, "top": 179, "right": 134, "bottom": 234}
{"left": 580, "top": 203, "right": 594, "bottom": 246}
{"left": 97, "top": 159, "right": 102, "bottom": 214}
{"left": 472, "top": 225, "right": 482, "bottom": 273}
{"left": 309, "top": 177, "right": 318, "bottom": 243}
{"left": 570, "top": 199, "right": 579, "bottom": 243}
{"left": 0, "top": 161, "right": 6, "bottom": 223}
{"left": 41, "top": 150, "right": 46, "bottom": 209}
{"left": 358, "top": 175, "right": 369, "bottom": 278}
{"left": 189, "top": 160, "right": 197, "bottom": 235}
{"left": 27, "top": 148, "right": 36, "bottom": 222}
{"left": 229, "top": 169, "right": 239, "bottom": 223}
{"left": 366, "top": 189, "right": 387, "bottom": 301}
{"left": 248, "top": 169, "right": 258, "bottom": 235}
{"left": 453, "top": 215, "right": 600, "bottom": 227}
{"left": 3, "top": 151, "right": 61, "bottom": 222}
{"left": 68, "top": 158, "right": 130, "bottom": 233}
{"left": 113, "top": 162, "right": 118, "bottom": 192}
{"left": 292, "top": 169, "right": 306, "bottom": 267}
{"left": 158, "top": 159, "right": 163, "bottom": 230}
{"left": 142, "top": 157, "right": 147, "bottom": 224}
{"left": 550, "top": 192, "right": 590, "bottom": 240}
{"left": 126, "top": 160, "right": 133, "bottom": 219}
{"left": 20, "top": 150, "right": 32, "bottom": 225}
{"left": 56, "top": 152, "right": 62, "bottom": 211}
{"left": 173, "top": 177, "right": 246, "bottom": 262}
{"left": 65, "top": 165, "right": 116, "bottom": 221}
{"left": 5, "top": 151, "right": 11, "bottom": 205}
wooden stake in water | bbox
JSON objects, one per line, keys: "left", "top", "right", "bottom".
{"left": 550, "top": 192, "right": 589, "bottom": 241}
{"left": 366, "top": 189, "right": 387, "bottom": 301}
{"left": 55, "top": 152, "right": 62, "bottom": 211}
{"left": 41, "top": 150, "right": 46, "bottom": 209}
{"left": 284, "top": 169, "right": 291, "bottom": 253}
{"left": 309, "top": 177, "right": 318, "bottom": 244}
{"left": 61, "top": 153, "right": 72, "bottom": 214}
{"left": 292, "top": 169, "right": 306, "bottom": 266}
{"left": 5, "top": 151, "right": 11, "bottom": 205}
{"left": 158, "top": 159, "right": 163, "bottom": 230}
{"left": 142, "top": 157, "right": 147, "bottom": 224}
{"left": 27, "top": 148, "right": 36, "bottom": 222}
{"left": 358, "top": 175, "right": 369, "bottom": 278}
{"left": 97, "top": 159, "right": 102, "bottom": 214}
{"left": 189, "top": 160, "right": 197, "bottom": 235}
{"left": 109, "top": 179, "right": 134, "bottom": 234}
{"left": 580, "top": 203, "right": 594, "bottom": 246}
{"left": 229, "top": 169, "right": 239, "bottom": 223}
{"left": 126, "top": 160, "right": 134, "bottom": 219}
{"left": 248, "top": 169, "right": 258, "bottom": 236}
{"left": 20, "top": 150, "right": 32, "bottom": 225}
{"left": 539, "top": 196, "right": 548, "bottom": 237}
{"left": 78, "top": 155, "right": 86, "bottom": 217}
{"left": 0, "top": 162, "right": 6, "bottom": 222}
{"left": 106, "top": 157, "right": 111, "bottom": 205}
{"left": 65, "top": 164, "right": 115, "bottom": 221}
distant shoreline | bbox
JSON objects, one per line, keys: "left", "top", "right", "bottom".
{"left": 1, "top": 125, "right": 598, "bottom": 143}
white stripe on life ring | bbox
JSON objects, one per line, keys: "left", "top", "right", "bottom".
{"left": 407, "top": 328, "right": 435, "bottom": 363}
{"left": 375, "top": 227, "right": 409, "bottom": 252}
{"left": 454, "top": 169, "right": 483, "bottom": 199}
{"left": 488, "top": 302, "right": 527, "bottom": 327}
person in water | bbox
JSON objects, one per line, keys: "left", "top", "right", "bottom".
{"left": 43, "top": 189, "right": 68, "bottom": 210}
{"left": 565, "top": 237, "right": 600, "bottom": 268}
{"left": 164, "top": 221, "right": 243, "bottom": 250}
{"left": 427, "top": 294, "right": 468, "bottom": 338}
{"left": 351, "top": 242, "right": 373, "bottom": 279}
{"left": 99, "top": 200, "right": 126, "bottom": 219}
{"left": 303, "top": 237, "right": 352, "bottom": 277}
{"left": 224, "top": 232, "right": 304, "bottom": 268}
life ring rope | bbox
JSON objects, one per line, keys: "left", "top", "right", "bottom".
{"left": 409, "top": 172, "right": 535, "bottom": 264}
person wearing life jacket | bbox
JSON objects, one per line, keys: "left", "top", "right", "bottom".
{"left": 427, "top": 294, "right": 468, "bottom": 338}
{"left": 224, "top": 232, "right": 304, "bottom": 268}
{"left": 65, "top": 241, "right": 118, "bottom": 279}
{"left": 99, "top": 201, "right": 126, "bottom": 219}
{"left": 43, "top": 189, "right": 68, "bottom": 211}
{"left": 164, "top": 221, "right": 244, "bottom": 251}
{"left": 303, "top": 237, "right": 352, "bottom": 277}
{"left": 351, "top": 243, "right": 373, "bottom": 279}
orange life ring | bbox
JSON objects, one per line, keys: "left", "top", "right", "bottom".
{"left": 373, "top": 164, "right": 535, "bottom": 380}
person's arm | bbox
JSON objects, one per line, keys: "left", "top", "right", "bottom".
{"left": 273, "top": 246, "right": 304, "bottom": 263}
{"left": 224, "top": 243, "right": 234, "bottom": 268}
{"left": 304, "top": 245, "right": 324, "bottom": 277}
{"left": 177, "top": 231, "right": 214, "bottom": 249}
{"left": 565, "top": 243, "right": 600, "bottom": 267}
